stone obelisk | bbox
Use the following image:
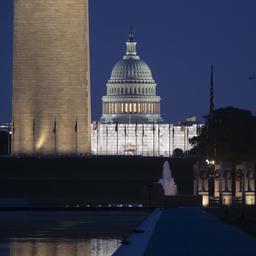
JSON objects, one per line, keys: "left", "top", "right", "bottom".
{"left": 12, "top": 0, "right": 91, "bottom": 154}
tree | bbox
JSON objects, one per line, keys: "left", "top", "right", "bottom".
{"left": 190, "top": 107, "right": 256, "bottom": 161}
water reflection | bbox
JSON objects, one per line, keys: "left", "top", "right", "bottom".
{"left": 0, "top": 210, "right": 148, "bottom": 256}
{"left": 10, "top": 239, "right": 120, "bottom": 256}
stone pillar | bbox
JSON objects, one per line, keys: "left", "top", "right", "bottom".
{"left": 234, "top": 164, "right": 244, "bottom": 203}
{"left": 193, "top": 161, "right": 210, "bottom": 206}
{"left": 220, "top": 162, "right": 233, "bottom": 206}
{"left": 213, "top": 163, "right": 221, "bottom": 200}
{"left": 243, "top": 162, "right": 255, "bottom": 205}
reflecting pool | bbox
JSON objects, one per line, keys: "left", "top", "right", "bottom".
{"left": 0, "top": 210, "right": 149, "bottom": 256}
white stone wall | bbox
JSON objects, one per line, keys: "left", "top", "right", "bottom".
{"left": 91, "top": 123, "right": 202, "bottom": 156}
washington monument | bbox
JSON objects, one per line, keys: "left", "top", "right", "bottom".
{"left": 12, "top": 0, "right": 91, "bottom": 154}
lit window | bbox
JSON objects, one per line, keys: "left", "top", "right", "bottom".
{"left": 125, "top": 103, "right": 128, "bottom": 113}
{"left": 129, "top": 103, "right": 132, "bottom": 113}
{"left": 108, "top": 103, "right": 110, "bottom": 113}
{"left": 134, "top": 103, "right": 137, "bottom": 113}
{"left": 138, "top": 103, "right": 141, "bottom": 113}
{"left": 121, "top": 103, "right": 124, "bottom": 113}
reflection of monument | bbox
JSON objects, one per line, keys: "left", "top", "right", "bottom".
{"left": 10, "top": 239, "right": 120, "bottom": 256}
{"left": 12, "top": 0, "right": 91, "bottom": 154}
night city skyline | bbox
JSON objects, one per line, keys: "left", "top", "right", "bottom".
{"left": 1, "top": 1, "right": 256, "bottom": 255}
{"left": 1, "top": 0, "right": 256, "bottom": 124}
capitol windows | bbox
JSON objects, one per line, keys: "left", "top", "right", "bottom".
{"left": 148, "top": 103, "right": 151, "bottom": 113}
{"left": 133, "top": 103, "right": 137, "bottom": 113}
{"left": 138, "top": 103, "right": 141, "bottom": 113}
{"left": 121, "top": 103, "right": 124, "bottom": 113}
{"left": 107, "top": 103, "right": 110, "bottom": 114}
{"left": 125, "top": 103, "right": 128, "bottom": 113}
{"left": 129, "top": 103, "right": 132, "bottom": 113}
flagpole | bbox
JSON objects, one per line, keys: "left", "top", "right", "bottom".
{"left": 124, "top": 125, "right": 126, "bottom": 154}
{"left": 135, "top": 123, "right": 137, "bottom": 155}
{"left": 169, "top": 124, "right": 171, "bottom": 157}
{"left": 53, "top": 118, "right": 57, "bottom": 154}
{"left": 33, "top": 119, "right": 35, "bottom": 154}
{"left": 96, "top": 123, "right": 99, "bottom": 155}
{"left": 106, "top": 125, "right": 108, "bottom": 155}
{"left": 153, "top": 123, "right": 155, "bottom": 157}
{"left": 172, "top": 126, "right": 175, "bottom": 156}
{"left": 186, "top": 126, "right": 189, "bottom": 156}
{"left": 142, "top": 124, "right": 144, "bottom": 156}
{"left": 117, "top": 128, "right": 118, "bottom": 155}
{"left": 158, "top": 125, "right": 160, "bottom": 156}
{"left": 75, "top": 120, "right": 78, "bottom": 154}
{"left": 12, "top": 121, "right": 15, "bottom": 154}
{"left": 116, "top": 123, "right": 118, "bottom": 155}
{"left": 184, "top": 126, "right": 186, "bottom": 154}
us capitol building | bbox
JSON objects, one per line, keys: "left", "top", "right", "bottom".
{"left": 91, "top": 30, "right": 202, "bottom": 156}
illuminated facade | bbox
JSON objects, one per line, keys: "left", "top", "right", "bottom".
{"left": 100, "top": 30, "right": 161, "bottom": 124}
{"left": 96, "top": 30, "right": 201, "bottom": 156}
{"left": 12, "top": 0, "right": 91, "bottom": 154}
{"left": 91, "top": 123, "right": 201, "bottom": 156}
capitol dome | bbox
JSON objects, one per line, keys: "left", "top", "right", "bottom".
{"left": 100, "top": 28, "right": 162, "bottom": 124}
{"left": 108, "top": 58, "right": 155, "bottom": 84}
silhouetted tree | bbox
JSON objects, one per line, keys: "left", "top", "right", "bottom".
{"left": 173, "top": 148, "right": 184, "bottom": 157}
{"left": 190, "top": 107, "right": 256, "bottom": 161}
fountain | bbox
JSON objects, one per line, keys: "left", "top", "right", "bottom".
{"left": 159, "top": 161, "right": 177, "bottom": 196}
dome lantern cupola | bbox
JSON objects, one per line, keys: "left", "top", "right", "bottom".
{"left": 125, "top": 26, "right": 138, "bottom": 58}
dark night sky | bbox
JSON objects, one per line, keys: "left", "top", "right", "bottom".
{"left": 1, "top": 0, "right": 256, "bottom": 123}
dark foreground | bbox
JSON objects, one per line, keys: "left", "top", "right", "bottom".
{"left": 0, "top": 209, "right": 150, "bottom": 256}
{"left": 144, "top": 208, "right": 256, "bottom": 256}
{"left": 207, "top": 206, "right": 256, "bottom": 236}
{"left": 0, "top": 156, "right": 199, "bottom": 206}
